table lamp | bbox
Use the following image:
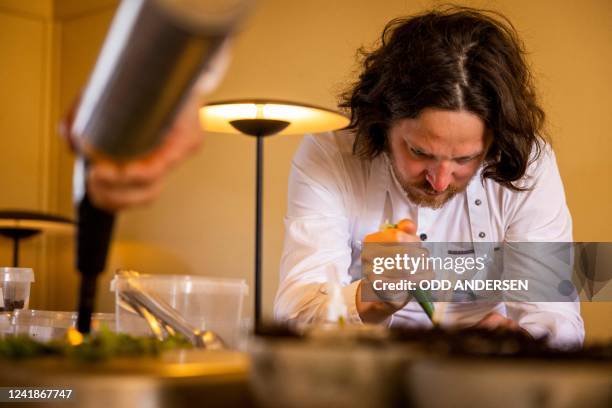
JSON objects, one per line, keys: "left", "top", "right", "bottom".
{"left": 200, "top": 99, "right": 349, "bottom": 325}
{"left": 0, "top": 210, "right": 74, "bottom": 266}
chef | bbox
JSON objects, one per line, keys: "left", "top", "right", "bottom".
{"left": 273, "top": 7, "right": 584, "bottom": 349}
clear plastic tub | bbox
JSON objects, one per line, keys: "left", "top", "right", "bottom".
{"left": 0, "top": 267, "right": 34, "bottom": 311}
{"left": 10, "top": 310, "right": 115, "bottom": 341}
{"left": 111, "top": 274, "right": 248, "bottom": 348}
{"left": 0, "top": 312, "right": 11, "bottom": 338}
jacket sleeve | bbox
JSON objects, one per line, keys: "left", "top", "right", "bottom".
{"left": 274, "top": 133, "right": 363, "bottom": 324}
{"left": 504, "top": 145, "right": 584, "bottom": 348}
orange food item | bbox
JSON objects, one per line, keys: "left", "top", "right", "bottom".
{"left": 364, "top": 218, "right": 416, "bottom": 243}
{"left": 364, "top": 228, "right": 404, "bottom": 243}
{"left": 396, "top": 219, "right": 417, "bottom": 234}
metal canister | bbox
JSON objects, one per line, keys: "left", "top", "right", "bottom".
{"left": 71, "top": 0, "right": 252, "bottom": 159}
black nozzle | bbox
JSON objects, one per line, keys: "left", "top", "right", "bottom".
{"left": 76, "top": 191, "right": 115, "bottom": 333}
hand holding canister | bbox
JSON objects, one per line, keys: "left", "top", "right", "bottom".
{"left": 67, "top": 0, "right": 253, "bottom": 333}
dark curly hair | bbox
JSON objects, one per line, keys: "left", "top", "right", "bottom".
{"left": 339, "top": 6, "right": 546, "bottom": 190}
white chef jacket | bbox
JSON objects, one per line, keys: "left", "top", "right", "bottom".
{"left": 274, "top": 130, "right": 584, "bottom": 348}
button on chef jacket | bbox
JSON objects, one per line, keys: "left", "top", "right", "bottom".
{"left": 274, "top": 130, "right": 584, "bottom": 349}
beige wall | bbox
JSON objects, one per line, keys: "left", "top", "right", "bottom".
{"left": 1, "top": 0, "right": 610, "bottom": 342}
{"left": 0, "top": 5, "right": 49, "bottom": 304}
{"left": 0, "top": 0, "right": 119, "bottom": 310}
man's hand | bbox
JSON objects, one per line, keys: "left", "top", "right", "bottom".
{"left": 475, "top": 312, "right": 529, "bottom": 335}
{"left": 81, "top": 91, "right": 203, "bottom": 211}
{"left": 357, "top": 218, "right": 431, "bottom": 324}
{"left": 62, "top": 41, "right": 232, "bottom": 211}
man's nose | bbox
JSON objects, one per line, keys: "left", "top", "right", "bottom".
{"left": 426, "top": 161, "right": 453, "bottom": 192}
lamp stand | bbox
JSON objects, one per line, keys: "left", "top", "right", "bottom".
{"left": 255, "top": 135, "right": 263, "bottom": 326}
{"left": 229, "top": 118, "right": 290, "bottom": 327}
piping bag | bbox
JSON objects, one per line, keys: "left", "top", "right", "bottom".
{"left": 70, "top": 0, "right": 253, "bottom": 334}
{"left": 376, "top": 221, "right": 437, "bottom": 325}
{"left": 325, "top": 265, "right": 348, "bottom": 325}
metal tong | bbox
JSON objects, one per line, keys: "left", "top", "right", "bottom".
{"left": 116, "top": 271, "right": 224, "bottom": 350}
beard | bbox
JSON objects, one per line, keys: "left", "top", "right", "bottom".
{"left": 389, "top": 159, "right": 468, "bottom": 210}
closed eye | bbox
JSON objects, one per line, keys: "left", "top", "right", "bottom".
{"left": 454, "top": 155, "right": 479, "bottom": 164}
{"left": 410, "top": 147, "right": 433, "bottom": 159}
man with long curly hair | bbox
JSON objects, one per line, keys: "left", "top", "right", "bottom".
{"left": 275, "top": 7, "right": 584, "bottom": 348}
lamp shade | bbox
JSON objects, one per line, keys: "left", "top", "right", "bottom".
{"left": 199, "top": 99, "right": 350, "bottom": 135}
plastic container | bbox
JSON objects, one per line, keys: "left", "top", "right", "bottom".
{"left": 0, "top": 312, "right": 11, "bottom": 338}
{"left": 0, "top": 267, "right": 34, "bottom": 311}
{"left": 10, "top": 310, "right": 115, "bottom": 342}
{"left": 111, "top": 274, "right": 248, "bottom": 348}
